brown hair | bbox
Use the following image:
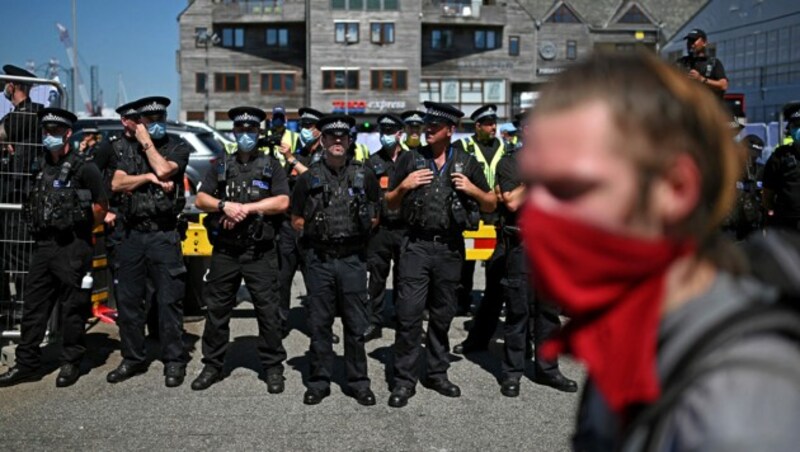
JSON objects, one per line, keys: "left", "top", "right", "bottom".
{"left": 533, "top": 51, "right": 744, "bottom": 264}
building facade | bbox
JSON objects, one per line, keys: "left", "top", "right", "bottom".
{"left": 177, "top": 0, "right": 704, "bottom": 129}
{"left": 662, "top": 0, "right": 800, "bottom": 123}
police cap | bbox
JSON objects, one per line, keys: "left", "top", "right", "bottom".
{"left": 401, "top": 110, "right": 425, "bottom": 126}
{"left": 741, "top": 134, "right": 764, "bottom": 155}
{"left": 38, "top": 107, "right": 78, "bottom": 129}
{"left": 783, "top": 101, "right": 800, "bottom": 124}
{"left": 298, "top": 107, "right": 325, "bottom": 126}
{"left": 115, "top": 99, "right": 141, "bottom": 119}
{"left": 683, "top": 29, "right": 707, "bottom": 41}
{"left": 136, "top": 96, "right": 171, "bottom": 115}
{"left": 228, "top": 106, "right": 266, "bottom": 127}
{"left": 422, "top": 101, "right": 464, "bottom": 126}
{"left": 3, "top": 64, "right": 36, "bottom": 84}
{"left": 318, "top": 114, "right": 356, "bottom": 137}
{"left": 471, "top": 104, "right": 498, "bottom": 123}
{"left": 377, "top": 113, "right": 404, "bottom": 133}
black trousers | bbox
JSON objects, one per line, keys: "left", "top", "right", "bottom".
{"left": 366, "top": 226, "right": 404, "bottom": 326}
{"left": 115, "top": 229, "right": 187, "bottom": 367}
{"left": 457, "top": 260, "right": 476, "bottom": 311}
{"left": 462, "top": 240, "right": 507, "bottom": 347}
{"left": 277, "top": 220, "right": 306, "bottom": 334}
{"left": 393, "top": 236, "right": 463, "bottom": 388}
{"left": 502, "top": 240, "right": 562, "bottom": 381}
{"left": 201, "top": 243, "right": 285, "bottom": 373}
{"left": 16, "top": 237, "right": 93, "bottom": 369}
{"left": 304, "top": 249, "right": 371, "bottom": 392}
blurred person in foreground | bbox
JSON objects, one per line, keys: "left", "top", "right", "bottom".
{"left": 518, "top": 51, "right": 800, "bottom": 451}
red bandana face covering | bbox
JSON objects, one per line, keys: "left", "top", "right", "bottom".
{"left": 519, "top": 203, "right": 695, "bottom": 416}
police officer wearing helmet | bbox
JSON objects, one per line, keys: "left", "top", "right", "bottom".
{"left": 266, "top": 105, "right": 301, "bottom": 166}
{"left": 0, "top": 108, "right": 107, "bottom": 388}
{"left": 108, "top": 96, "right": 191, "bottom": 387}
{"left": 762, "top": 102, "right": 800, "bottom": 231}
{"left": 363, "top": 113, "right": 406, "bottom": 340}
{"left": 191, "top": 107, "right": 290, "bottom": 392}
{"left": 386, "top": 101, "right": 496, "bottom": 407}
{"left": 291, "top": 114, "right": 380, "bottom": 406}
{"left": 275, "top": 107, "right": 324, "bottom": 337}
{"left": 678, "top": 29, "right": 728, "bottom": 98}
{"left": 453, "top": 104, "right": 505, "bottom": 316}
{"left": 400, "top": 110, "right": 425, "bottom": 151}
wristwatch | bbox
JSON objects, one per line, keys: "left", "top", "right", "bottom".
{"left": 287, "top": 158, "right": 297, "bottom": 168}
{"left": 218, "top": 200, "right": 226, "bottom": 212}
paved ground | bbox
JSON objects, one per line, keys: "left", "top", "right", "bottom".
{"left": 0, "top": 266, "right": 585, "bottom": 451}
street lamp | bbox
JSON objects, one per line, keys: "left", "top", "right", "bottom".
{"left": 196, "top": 30, "right": 221, "bottom": 124}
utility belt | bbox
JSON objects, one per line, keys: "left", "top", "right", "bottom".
{"left": 380, "top": 218, "right": 407, "bottom": 230}
{"left": 305, "top": 237, "right": 364, "bottom": 259}
{"left": 408, "top": 229, "right": 463, "bottom": 245}
{"left": 32, "top": 227, "right": 87, "bottom": 244}
{"left": 126, "top": 216, "right": 178, "bottom": 233}
{"left": 203, "top": 214, "right": 276, "bottom": 247}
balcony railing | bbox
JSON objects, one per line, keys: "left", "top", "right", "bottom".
{"left": 217, "top": 0, "right": 286, "bottom": 16}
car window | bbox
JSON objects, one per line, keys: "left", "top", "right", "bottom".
{"left": 196, "top": 132, "right": 224, "bottom": 156}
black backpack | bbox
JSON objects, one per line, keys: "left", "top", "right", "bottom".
{"left": 621, "top": 229, "right": 800, "bottom": 451}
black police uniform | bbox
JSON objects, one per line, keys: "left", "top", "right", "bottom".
{"left": 276, "top": 107, "right": 324, "bottom": 336}
{"left": 365, "top": 114, "right": 407, "bottom": 333}
{"left": 291, "top": 116, "right": 380, "bottom": 402}
{"left": 390, "top": 103, "right": 489, "bottom": 397}
{"left": 0, "top": 108, "right": 106, "bottom": 387}
{"left": 111, "top": 97, "right": 191, "bottom": 381}
{"left": 677, "top": 30, "right": 727, "bottom": 98}
{"left": 197, "top": 129, "right": 289, "bottom": 386}
{"left": 451, "top": 105, "right": 504, "bottom": 315}
{"left": 763, "top": 140, "right": 800, "bottom": 230}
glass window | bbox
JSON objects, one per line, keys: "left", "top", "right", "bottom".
{"left": 221, "top": 27, "right": 244, "bottom": 48}
{"left": 279, "top": 29, "right": 288, "bottom": 47}
{"left": 567, "top": 40, "right": 577, "bottom": 60}
{"left": 285, "top": 74, "right": 295, "bottom": 91}
{"left": 371, "top": 70, "right": 407, "bottom": 90}
{"left": 195, "top": 27, "right": 207, "bottom": 47}
{"left": 235, "top": 28, "right": 244, "bottom": 47}
{"left": 350, "top": 0, "right": 364, "bottom": 9}
{"left": 196, "top": 73, "right": 206, "bottom": 93}
{"left": 546, "top": 4, "right": 581, "bottom": 23}
{"left": 461, "top": 81, "right": 482, "bottom": 103}
{"left": 367, "top": 0, "right": 381, "bottom": 10}
{"left": 331, "top": 0, "right": 345, "bottom": 9}
{"left": 371, "top": 23, "right": 394, "bottom": 44}
{"left": 483, "top": 80, "right": 505, "bottom": 103}
{"left": 215, "top": 73, "right": 249, "bottom": 92}
{"left": 475, "top": 30, "right": 486, "bottom": 49}
{"left": 335, "top": 23, "right": 359, "bottom": 43}
{"left": 384, "top": 0, "right": 398, "bottom": 10}
{"left": 323, "top": 70, "right": 359, "bottom": 90}
{"left": 618, "top": 5, "right": 650, "bottom": 24}
{"left": 222, "top": 28, "right": 233, "bottom": 47}
{"left": 509, "top": 36, "right": 520, "bottom": 56}
{"left": 347, "top": 23, "right": 360, "bottom": 43}
{"left": 441, "top": 80, "right": 459, "bottom": 103}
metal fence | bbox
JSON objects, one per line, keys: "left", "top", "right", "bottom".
{"left": 0, "top": 74, "right": 66, "bottom": 339}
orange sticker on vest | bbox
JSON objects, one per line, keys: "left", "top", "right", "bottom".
{"left": 380, "top": 176, "right": 389, "bottom": 189}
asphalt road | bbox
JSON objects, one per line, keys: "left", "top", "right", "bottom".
{"left": 0, "top": 266, "right": 585, "bottom": 451}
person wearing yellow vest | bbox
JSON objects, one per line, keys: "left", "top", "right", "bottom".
{"left": 348, "top": 125, "right": 371, "bottom": 162}
{"left": 263, "top": 106, "right": 301, "bottom": 167}
{"left": 400, "top": 110, "right": 426, "bottom": 151}
{"left": 452, "top": 104, "right": 504, "bottom": 316}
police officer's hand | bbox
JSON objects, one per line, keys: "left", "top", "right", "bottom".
{"left": 134, "top": 123, "right": 153, "bottom": 147}
{"left": 104, "top": 211, "right": 117, "bottom": 227}
{"left": 279, "top": 142, "right": 292, "bottom": 156}
{"left": 402, "top": 169, "right": 434, "bottom": 190}
{"left": 222, "top": 202, "right": 248, "bottom": 223}
{"left": 221, "top": 216, "right": 238, "bottom": 230}
{"left": 452, "top": 172, "right": 477, "bottom": 195}
{"left": 160, "top": 180, "right": 175, "bottom": 193}
{"left": 687, "top": 69, "right": 702, "bottom": 81}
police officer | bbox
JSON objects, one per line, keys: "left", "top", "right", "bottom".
{"left": 0, "top": 108, "right": 107, "bottom": 388}
{"left": 453, "top": 104, "right": 505, "bottom": 316}
{"left": 386, "top": 101, "right": 496, "bottom": 407}
{"left": 363, "top": 113, "right": 407, "bottom": 340}
{"left": 678, "top": 29, "right": 728, "bottom": 98}
{"left": 291, "top": 114, "right": 380, "bottom": 406}
{"left": 107, "top": 96, "right": 191, "bottom": 387}
{"left": 400, "top": 110, "right": 426, "bottom": 151}
{"left": 275, "top": 107, "right": 324, "bottom": 337}
{"left": 499, "top": 123, "right": 520, "bottom": 153}
{"left": 349, "top": 125, "right": 371, "bottom": 162}
{"left": 762, "top": 102, "right": 800, "bottom": 231}
{"left": 191, "top": 107, "right": 290, "bottom": 392}
{"left": 493, "top": 148, "right": 576, "bottom": 397}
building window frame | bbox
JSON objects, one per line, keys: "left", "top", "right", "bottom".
{"left": 220, "top": 27, "right": 245, "bottom": 48}
{"left": 322, "top": 69, "right": 360, "bottom": 90}
{"left": 195, "top": 73, "right": 207, "bottom": 93}
{"left": 260, "top": 72, "right": 296, "bottom": 93}
{"left": 371, "top": 69, "right": 407, "bottom": 91}
{"left": 265, "top": 27, "right": 289, "bottom": 48}
{"left": 509, "top": 35, "right": 520, "bottom": 56}
{"left": 566, "top": 40, "right": 577, "bottom": 60}
{"left": 431, "top": 29, "right": 454, "bottom": 50}
{"left": 475, "top": 29, "right": 499, "bottom": 50}
{"left": 214, "top": 72, "right": 250, "bottom": 93}
{"left": 370, "top": 22, "right": 395, "bottom": 45}
{"left": 335, "top": 22, "right": 360, "bottom": 44}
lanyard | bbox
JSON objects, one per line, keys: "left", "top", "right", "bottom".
{"left": 429, "top": 146, "right": 453, "bottom": 176}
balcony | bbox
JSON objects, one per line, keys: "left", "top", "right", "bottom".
{"left": 212, "top": 0, "right": 305, "bottom": 23}
{"left": 422, "top": 0, "right": 505, "bottom": 25}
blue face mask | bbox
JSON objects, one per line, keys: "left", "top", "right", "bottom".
{"left": 42, "top": 134, "right": 65, "bottom": 152}
{"left": 380, "top": 133, "right": 397, "bottom": 149}
{"left": 147, "top": 122, "right": 166, "bottom": 140}
{"left": 791, "top": 127, "right": 800, "bottom": 143}
{"left": 235, "top": 132, "right": 258, "bottom": 152}
{"left": 300, "top": 128, "right": 317, "bottom": 146}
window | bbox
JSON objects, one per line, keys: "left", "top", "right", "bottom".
{"left": 261, "top": 73, "right": 295, "bottom": 93}
{"left": 195, "top": 27, "right": 207, "bottom": 47}
{"left": 367, "top": 0, "right": 381, "bottom": 10}
{"left": 266, "top": 28, "right": 288, "bottom": 47}
{"left": 460, "top": 81, "right": 482, "bottom": 103}
{"left": 195, "top": 73, "right": 207, "bottom": 93}
{"left": 187, "top": 111, "right": 205, "bottom": 121}
{"left": 331, "top": 0, "right": 345, "bottom": 8}
{"left": 221, "top": 27, "right": 244, "bottom": 48}
{"left": 331, "top": 0, "right": 397, "bottom": 10}
{"left": 420, "top": 80, "right": 441, "bottom": 102}
{"left": 475, "top": 30, "right": 499, "bottom": 50}
{"left": 384, "top": 0, "right": 398, "bottom": 10}
{"left": 335, "top": 22, "right": 359, "bottom": 43}
{"left": 618, "top": 5, "right": 651, "bottom": 24}
{"left": 322, "top": 70, "right": 359, "bottom": 90}
{"left": 371, "top": 23, "right": 395, "bottom": 45}
{"left": 509, "top": 36, "right": 520, "bottom": 56}
{"left": 214, "top": 73, "right": 249, "bottom": 92}
{"left": 546, "top": 4, "right": 581, "bottom": 23}
{"left": 566, "top": 40, "right": 577, "bottom": 60}
{"left": 371, "top": 70, "right": 407, "bottom": 91}
{"left": 431, "top": 29, "right": 453, "bottom": 49}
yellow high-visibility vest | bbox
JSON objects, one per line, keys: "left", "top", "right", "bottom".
{"left": 458, "top": 136, "right": 505, "bottom": 188}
